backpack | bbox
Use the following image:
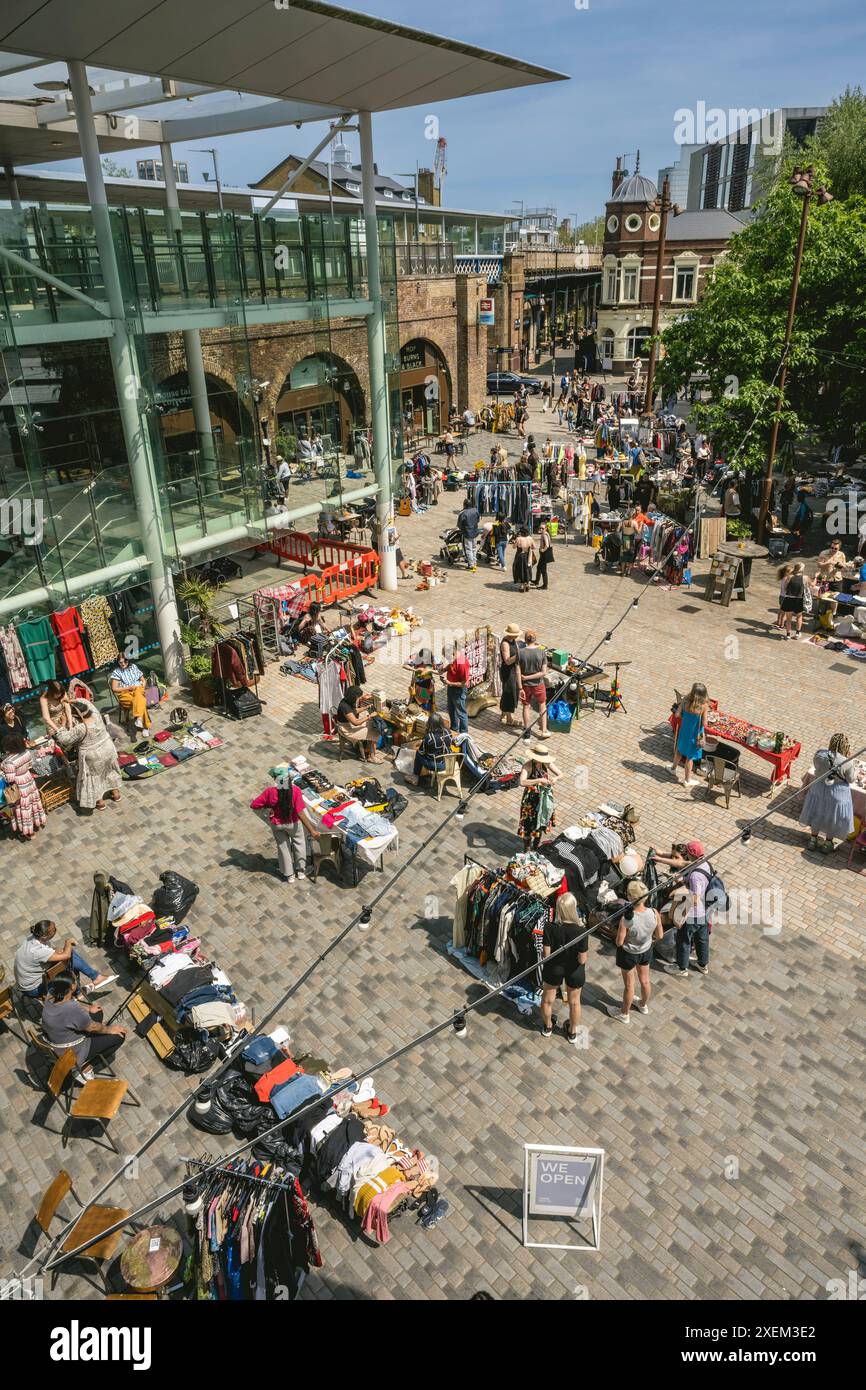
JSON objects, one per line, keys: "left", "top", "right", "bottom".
{"left": 693, "top": 864, "right": 729, "bottom": 922}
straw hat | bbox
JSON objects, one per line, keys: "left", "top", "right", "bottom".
{"left": 504, "top": 622, "right": 522, "bottom": 638}
{"left": 627, "top": 879, "right": 649, "bottom": 903}
{"left": 529, "top": 742, "right": 553, "bottom": 764}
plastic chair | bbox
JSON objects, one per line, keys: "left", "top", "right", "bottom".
{"left": 36, "top": 1170, "right": 130, "bottom": 1293}
{"left": 420, "top": 751, "right": 463, "bottom": 801}
{"left": 704, "top": 754, "right": 741, "bottom": 809}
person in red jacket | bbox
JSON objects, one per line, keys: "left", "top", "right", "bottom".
{"left": 251, "top": 770, "right": 320, "bottom": 883}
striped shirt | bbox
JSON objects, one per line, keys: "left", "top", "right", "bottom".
{"left": 110, "top": 662, "right": 144, "bottom": 687}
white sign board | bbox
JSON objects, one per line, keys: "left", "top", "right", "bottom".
{"left": 479, "top": 298, "right": 495, "bottom": 327}
{"left": 522, "top": 1144, "right": 604, "bottom": 1251}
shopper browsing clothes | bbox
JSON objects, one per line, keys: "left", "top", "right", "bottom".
{"left": 498, "top": 623, "right": 522, "bottom": 727}
{"left": 518, "top": 741, "right": 562, "bottom": 849}
{"left": 55, "top": 699, "right": 123, "bottom": 811}
{"left": 606, "top": 880, "right": 663, "bottom": 1023}
{"left": 799, "top": 733, "right": 856, "bottom": 854}
{"left": 1, "top": 732, "right": 46, "bottom": 839}
{"left": 673, "top": 682, "right": 710, "bottom": 786}
{"left": 250, "top": 768, "right": 321, "bottom": 883}
{"left": 652, "top": 840, "right": 712, "bottom": 977}
{"left": 457, "top": 494, "right": 480, "bottom": 571}
{"left": 442, "top": 647, "right": 470, "bottom": 734}
{"left": 540, "top": 893, "right": 588, "bottom": 1043}
{"left": 511, "top": 527, "right": 536, "bottom": 592}
{"left": 533, "top": 523, "right": 555, "bottom": 591}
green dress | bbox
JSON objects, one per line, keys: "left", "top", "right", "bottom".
{"left": 16, "top": 617, "right": 58, "bottom": 686}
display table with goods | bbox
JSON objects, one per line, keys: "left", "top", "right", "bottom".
{"left": 715, "top": 539, "right": 769, "bottom": 589}
{"left": 184, "top": 1030, "right": 444, "bottom": 1283}
{"left": 542, "top": 651, "right": 608, "bottom": 728}
{"left": 117, "top": 720, "right": 224, "bottom": 781}
{"left": 669, "top": 700, "right": 800, "bottom": 790}
{"left": 283, "top": 756, "right": 401, "bottom": 883}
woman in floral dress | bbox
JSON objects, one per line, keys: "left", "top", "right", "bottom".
{"left": 1, "top": 732, "right": 46, "bottom": 839}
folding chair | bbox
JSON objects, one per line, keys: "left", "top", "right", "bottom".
{"left": 46, "top": 1048, "right": 140, "bottom": 1154}
{"left": 36, "top": 1170, "right": 130, "bottom": 1293}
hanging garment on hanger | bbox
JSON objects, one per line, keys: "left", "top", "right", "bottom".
{"left": 50, "top": 606, "right": 90, "bottom": 677}
{"left": 16, "top": 616, "right": 58, "bottom": 686}
{"left": 80, "top": 596, "right": 120, "bottom": 666}
{"left": 0, "top": 624, "right": 32, "bottom": 693}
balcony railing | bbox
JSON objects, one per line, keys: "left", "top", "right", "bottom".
{"left": 0, "top": 205, "right": 396, "bottom": 328}
{"left": 395, "top": 241, "right": 455, "bottom": 276}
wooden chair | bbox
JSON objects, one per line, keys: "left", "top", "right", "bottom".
{"left": 0, "top": 984, "right": 28, "bottom": 1043}
{"left": 37, "top": 1170, "right": 130, "bottom": 1293}
{"left": 420, "top": 751, "right": 463, "bottom": 801}
{"left": 704, "top": 753, "right": 742, "bottom": 809}
{"left": 332, "top": 711, "right": 368, "bottom": 763}
{"left": 27, "top": 1024, "right": 58, "bottom": 1085}
{"left": 47, "top": 1048, "right": 139, "bottom": 1154}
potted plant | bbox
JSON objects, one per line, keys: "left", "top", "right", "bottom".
{"left": 183, "top": 652, "right": 216, "bottom": 708}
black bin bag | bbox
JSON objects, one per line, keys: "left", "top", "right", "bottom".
{"left": 152, "top": 870, "right": 200, "bottom": 923}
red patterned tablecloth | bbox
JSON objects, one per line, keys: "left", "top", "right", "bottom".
{"left": 670, "top": 700, "right": 801, "bottom": 787}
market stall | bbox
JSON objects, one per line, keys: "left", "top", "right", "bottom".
{"left": 670, "top": 700, "right": 801, "bottom": 790}
{"left": 283, "top": 755, "right": 401, "bottom": 883}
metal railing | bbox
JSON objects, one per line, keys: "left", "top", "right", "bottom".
{"left": 395, "top": 241, "right": 455, "bottom": 276}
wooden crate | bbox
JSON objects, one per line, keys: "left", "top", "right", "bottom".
{"left": 127, "top": 990, "right": 176, "bottom": 1061}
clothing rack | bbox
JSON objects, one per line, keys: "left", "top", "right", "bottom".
{"left": 181, "top": 1155, "right": 297, "bottom": 1194}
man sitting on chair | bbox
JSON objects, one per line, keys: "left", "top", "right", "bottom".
{"left": 109, "top": 654, "right": 150, "bottom": 733}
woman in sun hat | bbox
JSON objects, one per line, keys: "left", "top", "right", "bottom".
{"left": 499, "top": 622, "right": 523, "bottom": 727}
{"left": 517, "top": 741, "right": 562, "bottom": 849}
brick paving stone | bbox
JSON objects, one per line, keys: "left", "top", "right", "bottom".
{"left": 1, "top": 409, "right": 864, "bottom": 1300}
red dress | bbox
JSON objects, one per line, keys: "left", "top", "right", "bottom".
{"left": 50, "top": 607, "right": 90, "bottom": 676}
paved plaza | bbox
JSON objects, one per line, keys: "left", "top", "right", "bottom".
{"left": 2, "top": 396, "right": 865, "bottom": 1301}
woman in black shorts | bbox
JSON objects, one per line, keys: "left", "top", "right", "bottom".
{"left": 606, "top": 880, "right": 662, "bottom": 1024}
{"left": 540, "top": 893, "right": 587, "bottom": 1044}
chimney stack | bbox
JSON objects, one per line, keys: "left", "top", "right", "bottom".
{"left": 611, "top": 156, "right": 625, "bottom": 196}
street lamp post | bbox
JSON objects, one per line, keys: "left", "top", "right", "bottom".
{"left": 643, "top": 175, "right": 681, "bottom": 416}
{"left": 756, "top": 166, "right": 833, "bottom": 541}
{"left": 194, "top": 147, "right": 223, "bottom": 211}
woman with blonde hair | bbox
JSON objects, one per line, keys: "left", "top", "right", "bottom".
{"left": 799, "top": 732, "right": 856, "bottom": 854}
{"left": 673, "top": 682, "right": 709, "bottom": 786}
{"left": 540, "top": 892, "right": 588, "bottom": 1043}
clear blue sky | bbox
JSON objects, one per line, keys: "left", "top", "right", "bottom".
{"left": 13, "top": 0, "right": 866, "bottom": 221}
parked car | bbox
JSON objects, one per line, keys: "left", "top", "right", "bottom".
{"left": 486, "top": 371, "right": 541, "bottom": 395}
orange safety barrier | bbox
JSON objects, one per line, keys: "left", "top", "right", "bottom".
{"left": 267, "top": 530, "right": 317, "bottom": 569}
{"left": 264, "top": 530, "right": 379, "bottom": 604}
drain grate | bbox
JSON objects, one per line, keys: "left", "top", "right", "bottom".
{"left": 678, "top": 604, "right": 701, "bottom": 614}
{"left": 828, "top": 663, "right": 859, "bottom": 675}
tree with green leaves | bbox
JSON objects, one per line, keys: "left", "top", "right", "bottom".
{"left": 656, "top": 92, "right": 866, "bottom": 469}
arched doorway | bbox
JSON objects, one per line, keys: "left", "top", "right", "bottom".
{"left": 600, "top": 329, "right": 615, "bottom": 371}
{"left": 625, "top": 325, "right": 651, "bottom": 361}
{"left": 154, "top": 370, "right": 252, "bottom": 462}
{"left": 399, "top": 338, "right": 452, "bottom": 437}
{"left": 275, "top": 352, "right": 364, "bottom": 455}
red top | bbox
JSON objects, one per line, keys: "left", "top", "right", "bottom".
{"left": 250, "top": 784, "right": 306, "bottom": 826}
{"left": 445, "top": 654, "right": 470, "bottom": 686}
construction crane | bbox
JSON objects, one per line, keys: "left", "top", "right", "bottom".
{"left": 434, "top": 135, "right": 447, "bottom": 202}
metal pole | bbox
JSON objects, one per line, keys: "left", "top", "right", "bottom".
{"left": 415, "top": 162, "right": 421, "bottom": 240}
{"left": 161, "top": 141, "right": 220, "bottom": 492}
{"left": 756, "top": 191, "right": 811, "bottom": 541}
{"left": 359, "top": 110, "right": 397, "bottom": 591}
{"left": 4, "top": 162, "right": 21, "bottom": 208}
{"left": 643, "top": 175, "right": 671, "bottom": 416}
{"left": 68, "top": 59, "right": 183, "bottom": 683}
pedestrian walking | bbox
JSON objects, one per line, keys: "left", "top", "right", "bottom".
{"left": 799, "top": 733, "right": 856, "bottom": 854}
{"left": 778, "top": 562, "right": 810, "bottom": 639}
{"left": 533, "top": 522, "right": 555, "bottom": 590}
{"left": 492, "top": 513, "right": 510, "bottom": 571}
{"left": 250, "top": 768, "right": 321, "bottom": 883}
{"left": 540, "top": 893, "right": 587, "bottom": 1043}
{"left": 606, "top": 880, "right": 663, "bottom": 1023}
{"left": 499, "top": 622, "right": 522, "bottom": 727}
{"left": 518, "top": 740, "right": 561, "bottom": 849}
{"left": 457, "top": 493, "right": 480, "bottom": 570}
{"left": 673, "top": 682, "right": 709, "bottom": 786}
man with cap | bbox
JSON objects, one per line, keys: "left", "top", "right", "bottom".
{"left": 652, "top": 840, "right": 712, "bottom": 976}
{"left": 606, "top": 880, "right": 663, "bottom": 1023}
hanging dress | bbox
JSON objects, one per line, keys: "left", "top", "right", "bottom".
{"left": 16, "top": 617, "right": 58, "bottom": 686}
{"left": 0, "top": 624, "right": 32, "bottom": 694}
{"left": 80, "top": 596, "right": 120, "bottom": 667}
{"left": 50, "top": 607, "right": 90, "bottom": 676}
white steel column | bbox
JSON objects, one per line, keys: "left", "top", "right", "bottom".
{"left": 359, "top": 110, "right": 397, "bottom": 591}
{"left": 68, "top": 60, "right": 183, "bottom": 682}
{"left": 161, "top": 141, "right": 219, "bottom": 488}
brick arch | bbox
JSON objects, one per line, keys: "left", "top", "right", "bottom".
{"left": 398, "top": 334, "right": 454, "bottom": 427}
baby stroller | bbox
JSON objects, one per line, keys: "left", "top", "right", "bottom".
{"left": 440, "top": 528, "right": 463, "bottom": 565}
{"left": 594, "top": 529, "right": 621, "bottom": 573}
